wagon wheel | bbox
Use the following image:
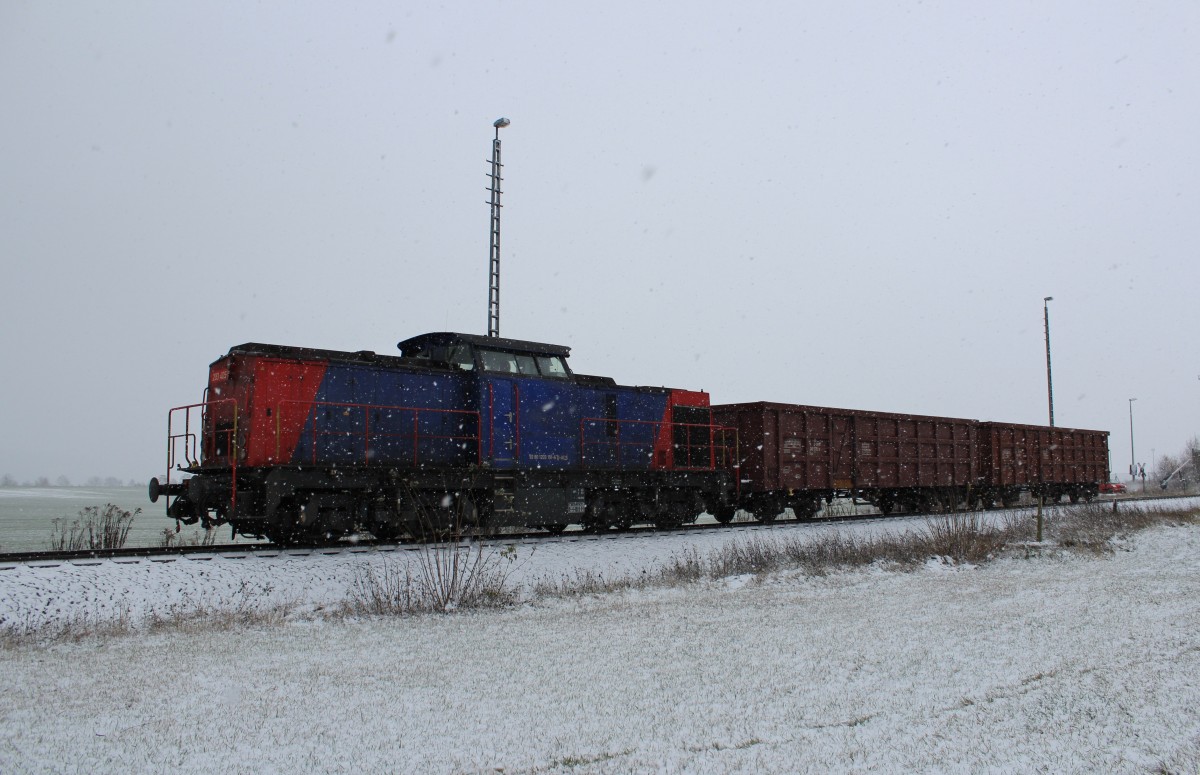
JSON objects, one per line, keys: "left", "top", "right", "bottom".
{"left": 791, "top": 497, "right": 820, "bottom": 521}
{"left": 755, "top": 496, "right": 782, "bottom": 524}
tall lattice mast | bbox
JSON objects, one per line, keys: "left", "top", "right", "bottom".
{"left": 487, "top": 117, "right": 509, "bottom": 337}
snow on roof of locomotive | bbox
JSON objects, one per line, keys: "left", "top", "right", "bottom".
{"left": 397, "top": 331, "right": 571, "bottom": 359}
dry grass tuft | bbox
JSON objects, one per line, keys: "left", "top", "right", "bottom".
{"left": 1051, "top": 501, "right": 1200, "bottom": 553}
{"left": 159, "top": 525, "right": 219, "bottom": 548}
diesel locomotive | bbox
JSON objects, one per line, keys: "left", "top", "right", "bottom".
{"left": 149, "top": 332, "right": 734, "bottom": 543}
{"left": 150, "top": 332, "right": 1111, "bottom": 543}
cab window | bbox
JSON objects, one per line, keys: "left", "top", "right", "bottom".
{"left": 515, "top": 354, "right": 539, "bottom": 375}
{"left": 448, "top": 345, "right": 475, "bottom": 371}
{"left": 480, "top": 350, "right": 518, "bottom": 373}
{"left": 537, "top": 356, "right": 568, "bottom": 378}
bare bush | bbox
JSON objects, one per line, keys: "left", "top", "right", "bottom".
{"left": 922, "top": 512, "right": 1011, "bottom": 562}
{"left": 349, "top": 542, "right": 520, "bottom": 615}
{"left": 48, "top": 504, "right": 139, "bottom": 551}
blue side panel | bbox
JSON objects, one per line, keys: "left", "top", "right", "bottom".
{"left": 575, "top": 388, "right": 669, "bottom": 470}
{"left": 514, "top": 377, "right": 583, "bottom": 469}
{"left": 293, "top": 362, "right": 476, "bottom": 467}
{"left": 475, "top": 374, "right": 670, "bottom": 471}
{"left": 286, "top": 358, "right": 670, "bottom": 473}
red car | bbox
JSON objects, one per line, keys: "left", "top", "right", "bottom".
{"left": 1099, "top": 481, "right": 1128, "bottom": 494}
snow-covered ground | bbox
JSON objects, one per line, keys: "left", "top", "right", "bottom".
{"left": 3, "top": 511, "right": 1199, "bottom": 773}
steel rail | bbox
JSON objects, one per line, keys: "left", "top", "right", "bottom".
{"left": 2, "top": 492, "right": 1194, "bottom": 568}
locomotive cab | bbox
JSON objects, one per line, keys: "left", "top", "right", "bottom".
{"left": 398, "top": 331, "right": 573, "bottom": 381}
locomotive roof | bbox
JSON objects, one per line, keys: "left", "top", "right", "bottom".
{"left": 397, "top": 331, "right": 572, "bottom": 358}
{"left": 225, "top": 342, "right": 405, "bottom": 366}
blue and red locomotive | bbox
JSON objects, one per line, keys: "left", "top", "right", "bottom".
{"left": 151, "top": 332, "right": 1111, "bottom": 543}
{"left": 150, "top": 332, "right": 733, "bottom": 542}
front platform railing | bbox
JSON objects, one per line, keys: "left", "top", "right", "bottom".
{"left": 166, "top": 398, "right": 239, "bottom": 510}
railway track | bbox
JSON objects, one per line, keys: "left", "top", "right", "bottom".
{"left": 2, "top": 492, "right": 1193, "bottom": 568}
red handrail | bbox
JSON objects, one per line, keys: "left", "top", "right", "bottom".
{"left": 166, "top": 398, "right": 239, "bottom": 511}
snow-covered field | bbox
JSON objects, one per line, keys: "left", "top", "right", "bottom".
{"left": 3, "top": 512, "right": 1199, "bottom": 773}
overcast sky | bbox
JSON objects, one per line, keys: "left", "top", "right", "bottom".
{"left": 1, "top": 1, "right": 1197, "bottom": 484}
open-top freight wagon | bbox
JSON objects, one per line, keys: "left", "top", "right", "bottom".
{"left": 712, "top": 402, "right": 1109, "bottom": 519}
{"left": 977, "top": 422, "right": 1109, "bottom": 506}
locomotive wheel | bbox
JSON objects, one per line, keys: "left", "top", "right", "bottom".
{"left": 371, "top": 520, "right": 401, "bottom": 542}
{"left": 654, "top": 505, "right": 688, "bottom": 530}
{"left": 544, "top": 524, "right": 567, "bottom": 535}
{"left": 712, "top": 505, "right": 736, "bottom": 524}
{"left": 609, "top": 503, "right": 638, "bottom": 535}
{"left": 266, "top": 500, "right": 303, "bottom": 545}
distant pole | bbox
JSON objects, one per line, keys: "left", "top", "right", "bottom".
{"left": 1043, "top": 296, "right": 1054, "bottom": 427}
{"left": 1036, "top": 495, "right": 1043, "bottom": 543}
{"left": 1128, "top": 397, "right": 1137, "bottom": 482}
{"left": 486, "top": 117, "right": 510, "bottom": 338}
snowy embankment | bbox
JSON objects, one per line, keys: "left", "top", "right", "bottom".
{"left": 3, "top": 510, "right": 1200, "bottom": 773}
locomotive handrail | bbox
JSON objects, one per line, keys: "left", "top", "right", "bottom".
{"left": 275, "top": 399, "right": 482, "bottom": 468}
{"left": 580, "top": 417, "right": 738, "bottom": 471}
{"left": 167, "top": 398, "right": 239, "bottom": 511}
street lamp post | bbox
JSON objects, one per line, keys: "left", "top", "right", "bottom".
{"left": 1128, "top": 397, "right": 1137, "bottom": 482}
{"left": 1043, "top": 297, "right": 1054, "bottom": 427}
